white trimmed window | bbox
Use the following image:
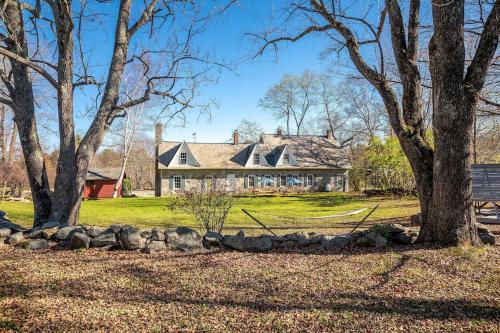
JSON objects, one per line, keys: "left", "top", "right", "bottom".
{"left": 179, "top": 152, "right": 187, "bottom": 165}
{"left": 280, "top": 175, "right": 287, "bottom": 187}
{"left": 205, "top": 175, "right": 214, "bottom": 188}
{"left": 248, "top": 175, "right": 256, "bottom": 187}
{"left": 173, "top": 175, "right": 182, "bottom": 189}
{"left": 253, "top": 153, "right": 260, "bottom": 165}
{"left": 307, "top": 174, "right": 313, "bottom": 186}
{"left": 336, "top": 175, "right": 344, "bottom": 188}
{"left": 293, "top": 174, "right": 299, "bottom": 187}
{"left": 264, "top": 175, "right": 272, "bottom": 187}
{"left": 283, "top": 153, "right": 290, "bottom": 165}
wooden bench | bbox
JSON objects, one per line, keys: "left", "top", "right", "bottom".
{"left": 472, "top": 164, "right": 500, "bottom": 222}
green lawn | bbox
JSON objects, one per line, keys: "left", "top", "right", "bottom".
{"left": 1, "top": 193, "right": 419, "bottom": 232}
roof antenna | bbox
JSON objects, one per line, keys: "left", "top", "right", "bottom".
{"left": 192, "top": 132, "right": 197, "bottom": 142}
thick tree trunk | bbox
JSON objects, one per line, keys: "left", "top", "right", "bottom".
{"left": 421, "top": 0, "right": 480, "bottom": 245}
{"left": 48, "top": 1, "right": 79, "bottom": 226}
{"left": 3, "top": 0, "right": 52, "bottom": 226}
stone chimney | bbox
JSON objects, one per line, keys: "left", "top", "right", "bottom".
{"left": 326, "top": 129, "right": 333, "bottom": 140}
{"left": 233, "top": 130, "right": 239, "bottom": 145}
{"left": 155, "top": 123, "right": 163, "bottom": 146}
{"left": 276, "top": 127, "right": 283, "bottom": 136}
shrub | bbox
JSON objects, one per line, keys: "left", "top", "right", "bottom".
{"left": 174, "top": 183, "right": 234, "bottom": 233}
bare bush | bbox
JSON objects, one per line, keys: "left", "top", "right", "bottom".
{"left": 174, "top": 183, "right": 234, "bottom": 233}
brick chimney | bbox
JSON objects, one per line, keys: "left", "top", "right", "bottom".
{"left": 155, "top": 123, "right": 163, "bottom": 146}
{"left": 326, "top": 129, "right": 333, "bottom": 140}
{"left": 233, "top": 130, "right": 239, "bottom": 145}
{"left": 276, "top": 127, "right": 283, "bottom": 136}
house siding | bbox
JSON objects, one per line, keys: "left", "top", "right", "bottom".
{"left": 158, "top": 169, "right": 348, "bottom": 196}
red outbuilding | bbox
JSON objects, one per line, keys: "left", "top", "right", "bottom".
{"left": 83, "top": 168, "right": 126, "bottom": 199}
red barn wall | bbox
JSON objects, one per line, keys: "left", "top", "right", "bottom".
{"left": 84, "top": 180, "right": 122, "bottom": 199}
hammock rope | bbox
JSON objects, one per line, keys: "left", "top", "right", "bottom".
{"left": 260, "top": 208, "right": 368, "bottom": 220}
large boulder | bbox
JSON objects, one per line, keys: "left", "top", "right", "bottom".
{"left": 25, "top": 229, "right": 44, "bottom": 239}
{"left": 151, "top": 228, "right": 165, "bottom": 241}
{"left": 119, "top": 227, "right": 147, "bottom": 250}
{"left": 370, "top": 223, "right": 406, "bottom": 237}
{"left": 356, "top": 231, "right": 378, "bottom": 247}
{"left": 165, "top": 227, "right": 203, "bottom": 251}
{"left": 0, "top": 218, "right": 25, "bottom": 232}
{"left": 54, "top": 226, "right": 84, "bottom": 240}
{"left": 0, "top": 228, "right": 12, "bottom": 237}
{"left": 203, "top": 231, "right": 223, "bottom": 247}
{"left": 42, "top": 227, "right": 59, "bottom": 239}
{"left": 105, "top": 224, "right": 124, "bottom": 235}
{"left": 90, "top": 233, "right": 119, "bottom": 248}
{"left": 222, "top": 235, "right": 273, "bottom": 252}
{"left": 392, "top": 231, "right": 416, "bottom": 245}
{"left": 375, "top": 235, "right": 388, "bottom": 248}
{"left": 140, "top": 230, "right": 152, "bottom": 239}
{"left": 7, "top": 232, "right": 24, "bottom": 245}
{"left": 475, "top": 223, "right": 496, "bottom": 245}
{"left": 297, "top": 234, "right": 324, "bottom": 247}
{"left": 83, "top": 226, "right": 105, "bottom": 238}
{"left": 25, "top": 239, "right": 49, "bottom": 250}
{"left": 144, "top": 241, "right": 167, "bottom": 254}
{"left": 70, "top": 232, "right": 90, "bottom": 250}
{"left": 321, "top": 235, "right": 353, "bottom": 249}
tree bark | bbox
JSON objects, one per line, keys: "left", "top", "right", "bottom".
{"left": 420, "top": 0, "right": 499, "bottom": 245}
{"left": 2, "top": 0, "right": 52, "bottom": 226}
{"left": 48, "top": 0, "right": 80, "bottom": 226}
{"left": 0, "top": 106, "right": 5, "bottom": 162}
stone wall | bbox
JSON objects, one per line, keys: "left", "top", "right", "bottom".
{"left": 1, "top": 211, "right": 496, "bottom": 253}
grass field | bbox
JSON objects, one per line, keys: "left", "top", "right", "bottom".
{"left": 0, "top": 245, "right": 498, "bottom": 332}
{"left": 0, "top": 193, "right": 420, "bottom": 232}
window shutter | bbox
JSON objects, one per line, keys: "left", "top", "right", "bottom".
{"left": 181, "top": 175, "right": 186, "bottom": 190}
{"left": 169, "top": 176, "right": 173, "bottom": 190}
{"left": 314, "top": 174, "right": 317, "bottom": 186}
{"left": 303, "top": 175, "right": 307, "bottom": 187}
{"left": 201, "top": 177, "right": 205, "bottom": 190}
{"left": 277, "top": 174, "right": 281, "bottom": 187}
{"left": 244, "top": 175, "right": 248, "bottom": 188}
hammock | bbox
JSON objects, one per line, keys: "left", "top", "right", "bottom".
{"left": 264, "top": 208, "right": 368, "bottom": 220}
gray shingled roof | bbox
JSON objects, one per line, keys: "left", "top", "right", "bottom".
{"left": 86, "top": 168, "right": 123, "bottom": 181}
{"left": 158, "top": 133, "right": 349, "bottom": 170}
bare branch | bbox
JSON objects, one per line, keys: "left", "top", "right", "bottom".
{"left": 0, "top": 47, "right": 59, "bottom": 89}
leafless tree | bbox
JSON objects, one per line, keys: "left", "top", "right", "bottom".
{"left": 0, "top": 0, "right": 234, "bottom": 226}
{"left": 259, "top": 71, "right": 317, "bottom": 135}
{"left": 236, "top": 119, "right": 264, "bottom": 143}
{"left": 251, "top": 0, "right": 500, "bottom": 245}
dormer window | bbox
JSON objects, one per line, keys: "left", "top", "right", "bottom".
{"left": 179, "top": 152, "right": 187, "bottom": 165}
{"left": 253, "top": 153, "right": 260, "bottom": 165}
{"left": 283, "top": 154, "right": 290, "bottom": 165}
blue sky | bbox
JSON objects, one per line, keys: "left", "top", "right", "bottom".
{"left": 68, "top": 1, "right": 334, "bottom": 144}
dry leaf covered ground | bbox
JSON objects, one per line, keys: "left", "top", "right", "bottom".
{"left": 1, "top": 244, "right": 499, "bottom": 332}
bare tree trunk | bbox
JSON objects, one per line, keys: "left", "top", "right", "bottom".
{"left": 422, "top": 0, "right": 499, "bottom": 245}
{"left": 0, "top": 106, "right": 5, "bottom": 163}
{"left": 52, "top": 0, "right": 135, "bottom": 225}
{"left": 2, "top": 0, "right": 52, "bottom": 226}
{"left": 48, "top": 0, "right": 79, "bottom": 226}
{"left": 7, "top": 122, "right": 16, "bottom": 165}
